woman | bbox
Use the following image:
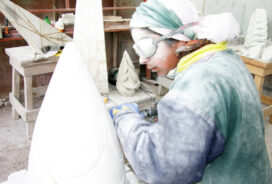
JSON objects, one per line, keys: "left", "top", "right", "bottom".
{"left": 110, "top": 0, "right": 272, "bottom": 183}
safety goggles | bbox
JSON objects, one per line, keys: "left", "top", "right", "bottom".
{"left": 133, "top": 22, "right": 198, "bottom": 59}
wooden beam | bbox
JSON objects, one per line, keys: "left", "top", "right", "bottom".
{"left": 263, "top": 106, "right": 272, "bottom": 117}
{"left": 65, "top": 0, "right": 70, "bottom": 9}
{"left": 12, "top": 68, "right": 20, "bottom": 119}
{"left": 240, "top": 55, "right": 272, "bottom": 69}
{"left": 0, "top": 7, "right": 136, "bottom": 15}
{"left": 254, "top": 75, "right": 264, "bottom": 96}
{"left": 9, "top": 93, "right": 39, "bottom": 122}
{"left": 261, "top": 95, "right": 272, "bottom": 105}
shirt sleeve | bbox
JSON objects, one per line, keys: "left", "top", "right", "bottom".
{"left": 113, "top": 92, "right": 225, "bottom": 184}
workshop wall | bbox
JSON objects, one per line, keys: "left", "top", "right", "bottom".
{"left": 191, "top": 0, "right": 272, "bottom": 93}
{"left": 0, "top": 0, "right": 140, "bottom": 96}
{"left": 191, "top": 0, "right": 272, "bottom": 38}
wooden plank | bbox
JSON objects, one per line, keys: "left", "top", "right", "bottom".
{"left": 9, "top": 93, "right": 25, "bottom": 120}
{"left": 240, "top": 55, "right": 272, "bottom": 70}
{"left": 0, "top": 7, "right": 136, "bottom": 15}
{"left": 261, "top": 95, "right": 272, "bottom": 105}
{"left": 104, "top": 16, "right": 123, "bottom": 22}
{"left": 240, "top": 56, "right": 266, "bottom": 68}
{"left": 73, "top": 0, "right": 109, "bottom": 94}
{"left": 19, "top": 86, "right": 48, "bottom": 98}
{"left": 24, "top": 63, "right": 57, "bottom": 76}
{"left": 25, "top": 109, "right": 39, "bottom": 122}
{"left": 9, "top": 93, "right": 39, "bottom": 122}
{"left": 245, "top": 64, "right": 265, "bottom": 76}
{"left": 254, "top": 75, "right": 264, "bottom": 96}
{"left": 145, "top": 66, "right": 151, "bottom": 80}
{"left": 113, "top": 33, "right": 118, "bottom": 67}
{"left": 65, "top": 0, "right": 70, "bottom": 9}
{"left": 24, "top": 76, "right": 33, "bottom": 109}
{"left": 11, "top": 67, "right": 20, "bottom": 120}
{"left": 263, "top": 68, "right": 272, "bottom": 76}
{"left": 263, "top": 106, "right": 272, "bottom": 117}
{"left": 25, "top": 121, "right": 35, "bottom": 141}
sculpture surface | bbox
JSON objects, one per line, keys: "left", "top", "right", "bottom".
{"left": 73, "top": 0, "right": 109, "bottom": 93}
{"left": 28, "top": 42, "right": 127, "bottom": 184}
{"left": 240, "top": 9, "right": 267, "bottom": 59}
{"left": 116, "top": 51, "right": 141, "bottom": 97}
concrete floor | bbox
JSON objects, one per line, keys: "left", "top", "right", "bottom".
{"left": 0, "top": 103, "right": 272, "bottom": 182}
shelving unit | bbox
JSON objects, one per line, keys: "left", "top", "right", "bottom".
{"left": 0, "top": 7, "right": 135, "bottom": 42}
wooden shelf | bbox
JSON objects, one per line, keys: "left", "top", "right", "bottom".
{"left": 0, "top": 6, "right": 136, "bottom": 14}
{"left": 0, "top": 18, "right": 130, "bottom": 42}
{"left": 0, "top": 4, "right": 134, "bottom": 42}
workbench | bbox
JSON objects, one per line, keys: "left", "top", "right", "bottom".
{"left": 240, "top": 56, "right": 272, "bottom": 124}
{"left": 5, "top": 46, "right": 58, "bottom": 139}
{"left": 5, "top": 46, "right": 156, "bottom": 140}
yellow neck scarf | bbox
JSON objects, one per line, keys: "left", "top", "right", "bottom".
{"left": 177, "top": 42, "right": 227, "bottom": 73}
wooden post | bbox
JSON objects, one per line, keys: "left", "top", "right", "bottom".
{"left": 254, "top": 75, "right": 264, "bottom": 97}
{"left": 12, "top": 67, "right": 20, "bottom": 119}
{"left": 65, "top": 0, "right": 70, "bottom": 9}
{"left": 113, "top": 0, "right": 118, "bottom": 67}
{"left": 145, "top": 65, "right": 151, "bottom": 80}
{"left": 24, "top": 76, "right": 33, "bottom": 110}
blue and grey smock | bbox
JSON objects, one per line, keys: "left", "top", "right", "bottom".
{"left": 113, "top": 49, "right": 272, "bottom": 184}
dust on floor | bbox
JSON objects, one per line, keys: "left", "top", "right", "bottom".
{"left": 0, "top": 105, "right": 272, "bottom": 182}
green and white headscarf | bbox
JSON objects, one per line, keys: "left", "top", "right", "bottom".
{"left": 130, "top": 0, "right": 240, "bottom": 43}
{"left": 130, "top": 0, "right": 199, "bottom": 40}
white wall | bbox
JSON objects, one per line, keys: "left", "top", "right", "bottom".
{"left": 191, "top": 0, "right": 272, "bottom": 38}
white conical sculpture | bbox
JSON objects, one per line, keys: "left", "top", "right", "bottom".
{"left": 0, "top": 0, "right": 72, "bottom": 54}
{"left": 28, "top": 0, "right": 126, "bottom": 182}
{"left": 73, "top": 0, "right": 108, "bottom": 94}
{"left": 28, "top": 42, "right": 127, "bottom": 184}
{"left": 240, "top": 9, "right": 267, "bottom": 59}
{"left": 116, "top": 51, "right": 140, "bottom": 97}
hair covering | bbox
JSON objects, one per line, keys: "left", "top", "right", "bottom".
{"left": 130, "top": 0, "right": 240, "bottom": 43}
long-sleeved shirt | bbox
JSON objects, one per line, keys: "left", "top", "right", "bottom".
{"left": 113, "top": 49, "right": 272, "bottom": 184}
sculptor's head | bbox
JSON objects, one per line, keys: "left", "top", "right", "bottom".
{"left": 131, "top": 28, "right": 184, "bottom": 76}
{"left": 130, "top": 0, "right": 240, "bottom": 76}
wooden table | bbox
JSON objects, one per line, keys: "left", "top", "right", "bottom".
{"left": 5, "top": 46, "right": 58, "bottom": 139}
{"left": 240, "top": 56, "right": 272, "bottom": 124}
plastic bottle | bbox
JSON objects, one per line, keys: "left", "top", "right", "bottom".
{"left": 55, "top": 18, "right": 64, "bottom": 32}
{"left": 44, "top": 16, "right": 51, "bottom": 25}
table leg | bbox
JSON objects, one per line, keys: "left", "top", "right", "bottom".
{"left": 24, "top": 76, "right": 33, "bottom": 110}
{"left": 254, "top": 75, "right": 264, "bottom": 97}
{"left": 26, "top": 121, "right": 35, "bottom": 141}
{"left": 12, "top": 67, "right": 20, "bottom": 119}
{"left": 24, "top": 76, "right": 34, "bottom": 140}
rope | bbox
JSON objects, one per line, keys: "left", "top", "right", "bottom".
{"left": 11, "top": 4, "right": 70, "bottom": 47}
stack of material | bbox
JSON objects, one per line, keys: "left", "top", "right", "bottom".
{"left": 0, "top": 0, "right": 72, "bottom": 54}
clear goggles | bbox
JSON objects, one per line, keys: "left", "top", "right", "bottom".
{"left": 133, "top": 22, "right": 197, "bottom": 60}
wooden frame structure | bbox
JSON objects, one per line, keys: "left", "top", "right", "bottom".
{"left": 240, "top": 56, "right": 272, "bottom": 124}
{"left": 6, "top": 46, "right": 58, "bottom": 139}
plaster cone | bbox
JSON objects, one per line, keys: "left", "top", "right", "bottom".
{"left": 28, "top": 42, "right": 127, "bottom": 184}
{"left": 240, "top": 9, "right": 267, "bottom": 59}
{"left": 116, "top": 51, "right": 140, "bottom": 97}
